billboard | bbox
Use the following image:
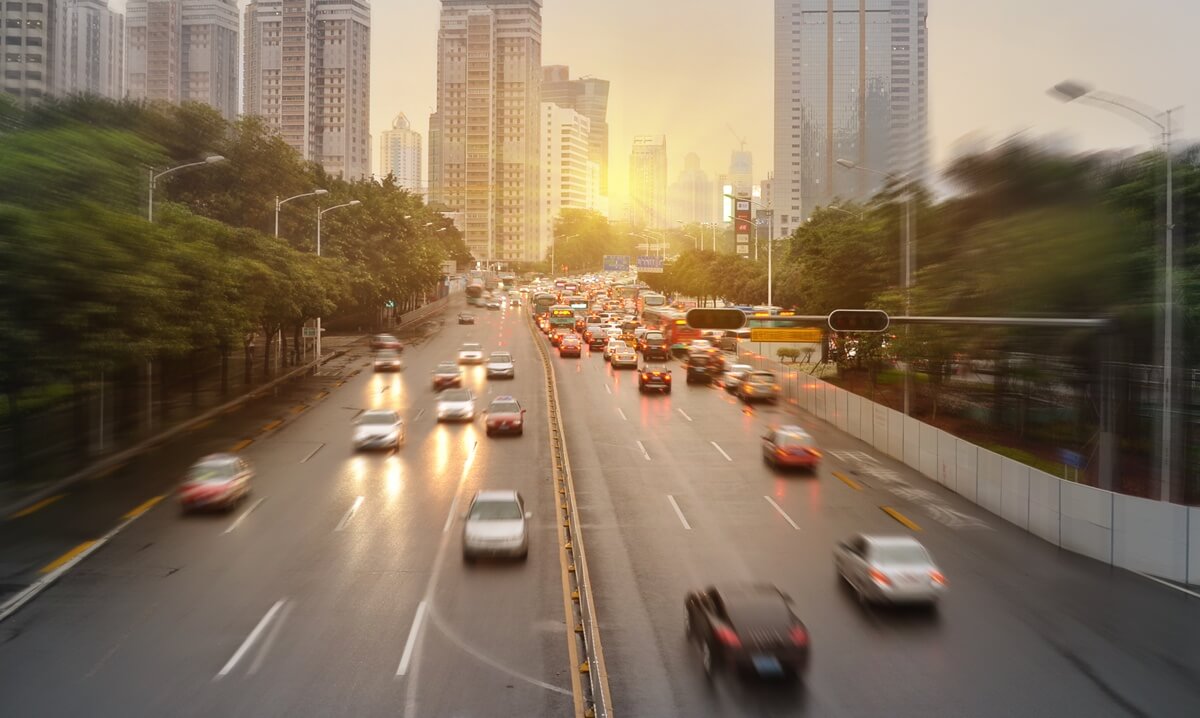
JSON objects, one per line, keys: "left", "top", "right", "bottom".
{"left": 603, "top": 255, "right": 630, "bottom": 272}
{"left": 636, "top": 255, "right": 664, "bottom": 274}
{"left": 734, "top": 197, "right": 752, "bottom": 256}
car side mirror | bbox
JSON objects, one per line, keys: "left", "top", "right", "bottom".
{"left": 524, "top": 511, "right": 533, "bottom": 520}
{"left": 521, "top": 409, "right": 527, "bottom": 414}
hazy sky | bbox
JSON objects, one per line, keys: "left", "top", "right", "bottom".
{"left": 373, "top": 0, "right": 1193, "bottom": 204}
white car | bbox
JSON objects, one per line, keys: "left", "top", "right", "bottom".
{"left": 486, "top": 351, "right": 515, "bottom": 379}
{"left": 353, "top": 410, "right": 405, "bottom": 451}
{"left": 603, "top": 339, "right": 628, "bottom": 361}
{"left": 458, "top": 342, "right": 484, "bottom": 364}
{"left": 834, "top": 534, "right": 947, "bottom": 606}
{"left": 462, "top": 490, "right": 530, "bottom": 561}
{"left": 721, "top": 363, "right": 756, "bottom": 393}
{"left": 689, "top": 339, "right": 714, "bottom": 350}
{"left": 373, "top": 350, "right": 404, "bottom": 372}
{"left": 437, "top": 388, "right": 476, "bottom": 422}
{"left": 611, "top": 349, "right": 638, "bottom": 369}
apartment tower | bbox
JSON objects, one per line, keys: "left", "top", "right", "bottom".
{"left": 540, "top": 100, "right": 596, "bottom": 261}
{"left": 55, "top": 0, "right": 124, "bottom": 100}
{"left": 430, "top": 0, "right": 542, "bottom": 264}
{"left": 380, "top": 112, "right": 422, "bottom": 193}
{"left": 542, "top": 64, "right": 610, "bottom": 202}
{"left": 773, "top": 0, "right": 928, "bottom": 238}
{"left": 628, "top": 135, "right": 667, "bottom": 229}
{"left": 0, "top": 1, "right": 54, "bottom": 103}
{"left": 243, "top": 0, "right": 371, "bottom": 180}
{"left": 126, "top": 0, "right": 239, "bottom": 120}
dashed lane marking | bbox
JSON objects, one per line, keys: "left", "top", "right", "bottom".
{"left": 881, "top": 506, "right": 922, "bottom": 532}
{"left": 122, "top": 495, "right": 164, "bottom": 521}
{"left": 833, "top": 471, "right": 863, "bottom": 491}
{"left": 8, "top": 494, "right": 66, "bottom": 520}
{"left": 38, "top": 541, "right": 96, "bottom": 575}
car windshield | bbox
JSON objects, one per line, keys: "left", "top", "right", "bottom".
{"left": 645, "top": 333, "right": 664, "bottom": 342}
{"left": 376, "top": 351, "right": 399, "bottom": 360}
{"left": 729, "top": 365, "right": 753, "bottom": 374}
{"left": 462, "top": 344, "right": 482, "bottom": 352}
{"left": 375, "top": 335, "right": 395, "bottom": 342}
{"left": 776, "top": 432, "right": 811, "bottom": 447}
{"left": 871, "top": 543, "right": 932, "bottom": 565}
{"left": 441, "top": 390, "right": 471, "bottom": 402}
{"left": 360, "top": 412, "right": 398, "bottom": 425}
{"left": 490, "top": 401, "right": 521, "bottom": 414}
{"left": 188, "top": 461, "right": 237, "bottom": 482}
{"left": 489, "top": 353, "right": 512, "bottom": 362}
{"left": 469, "top": 500, "right": 523, "bottom": 521}
{"left": 436, "top": 362, "right": 458, "bottom": 373}
{"left": 749, "top": 372, "right": 776, "bottom": 383}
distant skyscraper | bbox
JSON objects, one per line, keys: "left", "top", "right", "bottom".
{"left": 243, "top": 0, "right": 372, "bottom": 180}
{"left": 542, "top": 65, "right": 610, "bottom": 202}
{"left": 773, "top": 0, "right": 929, "bottom": 238}
{"left": 126, "top": 0, "right": 239, "bottom": 121}
{"left": 729, "top": 150, "right": 753, "bottom": 199}
{"left": 54, "top": 1, "right": 123, "bottom": 100}
{"left": 667, "top": 152, "right": 714, "bottom": 226}
{"left": 380, "top": 113, "right": 422, "bottom": 193}
{"left": 540, "top": 101, "right": 595, "bottom": 261}
{"left": 628, "top": 135, "right": 667, "bottom": 229}
{"left": 431, "top": 0, "right": 542, "bottom": 264}
{"left": 0, "top": 2, "right": 54, "bottom": 103}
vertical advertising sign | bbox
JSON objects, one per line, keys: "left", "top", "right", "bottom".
{"left": 734, "top": 197, "right": 752, "bottom": 256}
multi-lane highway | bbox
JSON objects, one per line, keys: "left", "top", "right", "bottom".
{"left": 551, "top": 324, "right": 1200, "bottom": 717}
{"left": 2, "top": 291, "right": 1199, "bottom": 718}
{"left": 0, "top": 298, "right": 574, "bottom": 717}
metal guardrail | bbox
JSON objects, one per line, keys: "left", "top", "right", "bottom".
{"left": 526, "top": 313, "right": 613, "bottom": 718}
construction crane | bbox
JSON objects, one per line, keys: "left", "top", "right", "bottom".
{"left": 727, "top": 124, "right": 748, "bottom": 152}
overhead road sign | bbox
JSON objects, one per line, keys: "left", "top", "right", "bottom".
{"left": 686, "top": 308, "right": 747, "bottom": 330}
{"left": 828, "top": 309, "right": 891, "bottom": 333}
{"left": 750, "top": 328, "right": 823, "bottom": 343}
{"left": 603, "top": 255, "right": 630, "bottom": 272}
{"left": 636, "top": 255, "right": 664, "bottom": 274}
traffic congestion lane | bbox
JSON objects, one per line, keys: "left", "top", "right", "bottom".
{"left": 555, "top": 339, "right": 1200, "bottom": 717}
{"left": 0, "top": 297, "right": 573, "bottom": 718}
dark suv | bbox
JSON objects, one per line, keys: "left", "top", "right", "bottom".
{"left": 685, "top": 349, "right": 725, "bottom": 384}
{"left": 640, "top": 330, "right": 670, "bottom": 360}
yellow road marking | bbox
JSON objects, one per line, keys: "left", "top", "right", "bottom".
{"left": 261, "top": 419, "right": 283, "bottom": 432}
{"left": 39, "top": 540, "right": 96, "bottom": 574}
{"left": 190, "top": 419, "right": 214, "bottom": 432}
{"left": 290, "top": 405, "right": 307, "bottom": 415}
{"left": 93, "top": 462, "right": 127, "bottom": 481}
{"left": 881, "top": 506, "right": 922, "bottom": 531}
{"left": 123, "top": 495, "right": 164, "bottom": 520}
{"left": 8, "top": 494, "right": 66, "bottom": 520}
{"left": 223, "top": 403, "right": 244, "bottom": 415}
{"left": 230, "top": 438, "right": 253, "bottom": 453}
{"left": 833, "top": 472, "right": 862, "bottom": 491}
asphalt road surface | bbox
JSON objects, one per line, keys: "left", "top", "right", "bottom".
{"left": 0, "top": 298, "right": 573, "bottom": 717}
{"left": 551, "top": 333, "right": 1200, "bottom": 718}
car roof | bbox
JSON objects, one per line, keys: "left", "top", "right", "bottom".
{"left": 491, "top": 395, "right": 518, "bottom": 403}
{"left": 436, "top": 361, "right": 458, "bottom": 369}
{"left": 709, "top": 583, "right": 792, "bottom": 621}
{"left": 195, "top": 453, "right": 238, "bottom": 465}
{"left": 777, "top": 425, "right": 810, "bottom": 436}
{"left": 862, "top": 535, "right": 925, "bottom": 548}
{"left": 473, "top": 489, "right": 519, "bottom": 502}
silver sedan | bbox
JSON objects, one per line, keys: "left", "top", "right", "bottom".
{"left": 834, "top": 534, "right": 947, "bottom": 606}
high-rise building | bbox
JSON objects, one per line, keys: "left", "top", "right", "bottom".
{"left": 243, "top": 0, "right": 371, "bottom": 180}
{"left": 729, "top": 150, "right": 753, "bottom": 199}
{"left": 667, "top": 152, "right": 714, "bottom": 226}
{"left": 54, "top": 1, "right": 123, "bottom": 100}
{"left": 773, "top": 0, "right": 928, "bottom": 238}
{"left": 1, "top": 2, "right": 55, "bottom": 103}
{"left": 628, "top": 135, "right": 667, "bottom": 229}
{"left": 542, "top": 64, "right": 610, "bottom": 202}
{"left": 540, "top": 101, "right": 595, "bottom": 261}
{"left": 125, "top": 0, "right": 239, "bottom": 121}
{"left": 380, "top": 112, "right": 422, "bottom": 193}
{"left": 430, "top": 0, "right": 542, "bottom": 264}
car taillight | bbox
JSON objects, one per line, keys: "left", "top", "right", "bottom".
{"left": 806, "top": 448, "right": 822, "bottom": 458}
{"left": 714, "top": 626, "right": 741, "bottom": 648}
{"left": 789, "top": 626, "right": 809, "bottom": 646}
{"left": 772, "top": 384, "right": 782, "bottom": 392}
{"left": 930, "top": 570, "right": 947, "bottom": 586}
{"left": 869, "top": 568, "right": 892, "bottom": 586}
{"left": 641, "top": 373, "right": 649, "bottom": 380}
{"left": 664, "top": 374, "right": 672, "bottom": 382}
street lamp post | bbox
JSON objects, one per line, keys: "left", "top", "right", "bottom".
{"left": 275, "top": 189, "right": 328, "bottom": 238}
{"left": 835, "top": 159, "right": 914, "bottom": 415}
{"left": 1050, "top": 80, "right": 1179, "bottom": 501}
{"left": 314, "top": 200, "right": 361, "bottom": 361}
{"left": 148, "top": 155, "right": 225, "bottom": 223}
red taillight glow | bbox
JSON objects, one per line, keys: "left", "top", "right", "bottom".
{"left": 714, "top": 626, "right": 741, "bottom": 648}
{"left": 869, "top": 568, "right": 892, "bottom": 586}
{"left": 807, "top": 448, "right": 822, "bottom": 458}
{"left": 930, "top": 570, "right": 947, "bottom": 586}
{"left": 641, "top": 373, "right": 649, "bottom": 380}
{"left": 789, "top": 626, "right": 809, "bottom": 646}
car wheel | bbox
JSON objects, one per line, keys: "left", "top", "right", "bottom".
{"left": 517, "top": 427, "right": 524, "bottom": 436}
{"left": 518, "top": 548, "right": 528, "bottom": 561}
{"left": 463, "top": 552, "right": 476, "bottom": 564}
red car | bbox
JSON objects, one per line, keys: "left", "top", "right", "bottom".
{"left": 179, "top": 454, "right": 252, "bottom": 512}
{"left": 559, "top": 336, "right": 583, "bottom": 357}
{"left": 432, "top": 361, "right": 463, "bottom": 390}
{"left": 549, "top": 330, "right": 566, "bottom": 347}
{"left": 371, "top": 333, "right": 403, "bottom": 351}
{"left": 762, "top": 425, "right": 822, "bottom": 471}
{"left": 485, "top": 396, "right": 526, "bottom": 437}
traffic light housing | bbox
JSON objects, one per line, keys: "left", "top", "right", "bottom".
{"left": 686, "top": 308, "right": 747, "bottom": 330}
{"left": 828, "top": 309, "right": 890, "bottom": 333}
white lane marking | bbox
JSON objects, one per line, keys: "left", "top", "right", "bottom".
{"left": 414, "top": 408, "right": 425, "bottom": 421}
{"left": 426, "top": 604, "right": 572, "bottom": 696}
{"left": 443, "top": 493, "right": 460, "bottom": 533}
{"left": 764, "top": 496, "right": 801, "bottom": 531}
{"left": 667, "top": 495, "right": 692, "bottom": 530}
{"left": 605, "top": 384, "right": 612, "bottom": 394}
{"left": 301, "top": 443, "right": 324, "bottom": 463}
{"left": 1138, "top": 572, "right": 1200, "bottom": 599}
{"left": 636, "top": 440, "right": 651, "bottom": 461}
{"left": 711, "top": 441, "right": 733, "bottom": 462}
{"left": 248, "top": 600, "right": 293, "bottom": 675}
{"left": 617, "top": 408, "right": 627, "bottom": 421}
{"left": 335, "top": 496, "right": 365, "bottom": 532}
{"left": 215, "top": 599, "right": 286, "bottom": 680}
{"left": 396, "top": 600, "right": 429, "bottom": 676}
{"left": 223, "top": 498, "right": 266, "bottom": 534}
{"left": 677, "top": 409, "right": 693, "bottom": 422}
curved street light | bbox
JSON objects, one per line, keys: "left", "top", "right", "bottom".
{"left": 275, "top": 189, "right": 328, "bottom": 237}
{"left": 1050, "top": 79, "right": 1179, "bottom": 500}
{"left": 312, "top": 199, "right": 362, "bottom": 360}
{"left": 148, "top": 155, "right": 225, "bottom": 223}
